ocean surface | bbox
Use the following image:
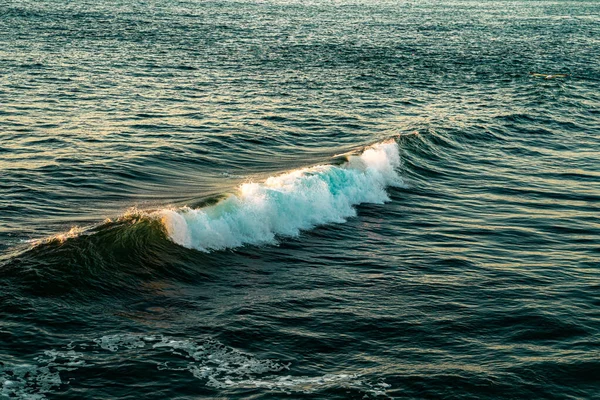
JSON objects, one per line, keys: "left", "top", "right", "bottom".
{"left": 1, "top": 0, "right": 599, "bottom": 398}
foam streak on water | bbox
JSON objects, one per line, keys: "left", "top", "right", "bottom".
{"left": 158, "top": 141, "right": 403, "bottom": 251}
{"left": 1, "top": 334, "right": 389, "bottom": 399}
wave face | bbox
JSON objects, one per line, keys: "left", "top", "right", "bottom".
{"left": 158, "top": 141, "right": 403, "bottom": 252}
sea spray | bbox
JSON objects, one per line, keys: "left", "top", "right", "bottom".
{"left": 157, "top": 141, "right": 403, "bottom": 252}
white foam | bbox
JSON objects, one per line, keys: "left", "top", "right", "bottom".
{"left": 95, "top": 333, "right": 146, "bottom": 352}
{"left": 157, "top": 141, "right": 403, "bottom": 251}
{"left": 95, "top": 334, "right": 289, "bottom": 387}
{"left": 93, "top": 334, "right": 389, "bottom": 396}
{"left": 2, "top": 334, "right": 390, "bottom": 398}
{"left": 0, "top": 350, "right": 85, "bottom": 399}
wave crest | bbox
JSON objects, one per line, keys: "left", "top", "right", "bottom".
{"left": 157, "top": 141, "right": 403, "bottom": 252}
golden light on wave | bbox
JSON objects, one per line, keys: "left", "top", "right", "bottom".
{"left": 31, "top": 226, "right": 84, "bottom": 246}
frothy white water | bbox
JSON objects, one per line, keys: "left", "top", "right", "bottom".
{"left": 1, "top": 334, "right": 390, "bottom": 398}
{"left": 157, "top": 141, "right": 403, "bottom": 252}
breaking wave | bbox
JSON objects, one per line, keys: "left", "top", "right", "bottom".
{"left": 158, "top": 140, "right": 403, "bottom": 252}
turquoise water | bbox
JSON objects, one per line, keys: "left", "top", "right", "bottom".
{"left": 1, "top": 1, "right": 599, "bottom": 398}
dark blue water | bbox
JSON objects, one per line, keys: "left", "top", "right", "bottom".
{"left": 1, "top": 1, "right": 599, "bottom": 398}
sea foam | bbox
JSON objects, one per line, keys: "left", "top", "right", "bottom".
{"left": 157, "top": 140, "right": 403, "bottom": 252}
{"left": 0, "top": 334, "right": 389, "bottom": 398}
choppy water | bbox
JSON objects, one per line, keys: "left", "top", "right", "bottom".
{"left": 1, "top": 0, "right": 600, "bottom": 399}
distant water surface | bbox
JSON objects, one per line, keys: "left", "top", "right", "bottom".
{"left": 1, "top": 1, "right": 599, "bottom": 399}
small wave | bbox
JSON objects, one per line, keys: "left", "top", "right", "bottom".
{"left": 158, "top": 140, "right": 404, "bottom": 252}
{"left": 4, "top": 140, "right": 402, "bottom": 274}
